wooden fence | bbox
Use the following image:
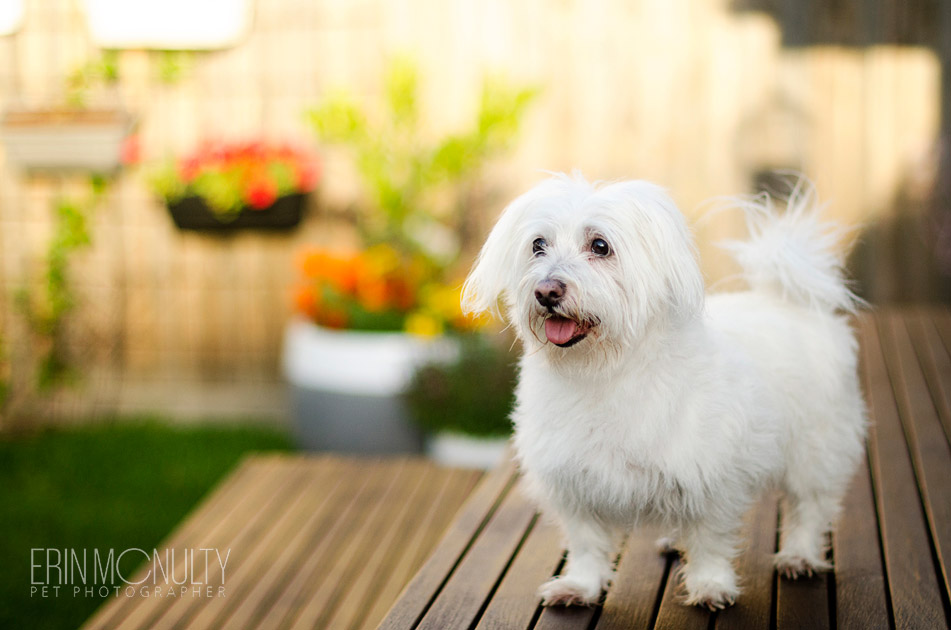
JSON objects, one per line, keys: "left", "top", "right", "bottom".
{"left": 0, "top": 0, "right": 945, "bottom": 421}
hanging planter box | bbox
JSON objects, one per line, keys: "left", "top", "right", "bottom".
{"left": 166, "top": 193, "right": 307, "bottom": 232}
{"left": 0, "top": 108, "right": 134, "bottom": 173}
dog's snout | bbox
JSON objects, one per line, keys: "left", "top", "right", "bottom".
{"left": 535, "top": 279, "right": 566, "bottom": 307}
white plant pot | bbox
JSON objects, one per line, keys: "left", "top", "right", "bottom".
{"left": 282, "top": 318, "right": 458, "bottom": 454}
{"left": 426, "top": 433, "right": 511, "bottom": 470}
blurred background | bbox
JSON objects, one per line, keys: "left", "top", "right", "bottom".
{"left": 0, "top": 0, "right": 948, "bottom": 426}
{"left": 2, "top": 1, "right": 950, "bottom": 627}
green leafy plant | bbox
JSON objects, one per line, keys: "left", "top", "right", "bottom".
{"left": 65, "top": 51, "right": 120, "bottom": 108}
{"left": 306, "top": 57, "right": 537, "bottom": 270}
{"left": 155, "top": 50, "right": 193, "bottom": 84}
{"left": 65, "top": 49, "right": 194, "bottom": 110}
{"left": 16, "top": 178, "right": 106, "bottom": 389}
{"left": 404, "top": 337, "right": 516, "bottom": 437}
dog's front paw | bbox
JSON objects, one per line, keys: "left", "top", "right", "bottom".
{"left": 681, "top": 569, "right": 740, "bottom": 610}
{"left": 775, "top": 551, "right": 831, "bottom": 579}
{"left": 538, "top": 576, "right": 603, "bottom": 607}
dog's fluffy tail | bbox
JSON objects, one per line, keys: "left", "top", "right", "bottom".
{"left": 720, "top": 180, "right": 863, "bottom": 313}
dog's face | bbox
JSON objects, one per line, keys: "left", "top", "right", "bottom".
{"left": 463, "top": 174, "right": 704, "bottom": 366}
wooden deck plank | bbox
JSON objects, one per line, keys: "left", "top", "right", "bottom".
{"left": 832, "top": 452, "right": 889, "bottom": 630}
{"left": 716, "top": 495, "right": 779, "bottom": 630}
{"left": 907, "top": 309, "right": 951, "bottom": 446}
{"left": 360, "top": 468, "right": 483, "bottom": 630}
{"left": 414, "top": 482, "right": 538, "bottom": 630}
{"left": 190, "top": 458, "right": 366, "bottom": 629}
{"left": 775, "top": 563, "right": 830, "bottom": 630}
{"left": 85, "top": 456, "right": 302, "bottom": 630}
{"left": 253, "top": 459, "right": 414, "bottom": 630}
{"left": 80, "top": 455, "right": 276, "bottom": 630}
{"left": 931, "top": 307, "right": 951, "bottom": 357}
{"left": 880, "top": 311, "right": 951, "bottom": 616}
{"left": 473, "top": 515, "right": 563, "bottom": 630}
{"left": 79, "top": 455, "right": 480, "bottom": 630}
{"left": 534, "top": 606, "right": 601, "bottom": 630}
{"left": 289, "top": 460, "right": 427, "bottom": 630}
{"left": 148, "top": 459, "right": 317, "bottom": 630}
{"left": 653, "top": 556, "right": 712, "bottom": 630}
{"left": 592, "top": 530, "right": 668, "bottom": 630}
{"left": 861, "top": 314, "right": 946, "bottom": 629}
{"left": 376, "top": 460, "right": 517, "bottom": 630}
{"left": 324, "top": 464, "right": 464, "bottom": 630}
{"left": 405, "top": 469, "right": 487, "bottom": 583}
{"left": 240, "top": 458, "right": 383, "bottom": 630}
{"left": 534, "top": 604, "right": 597, "bottom": 630}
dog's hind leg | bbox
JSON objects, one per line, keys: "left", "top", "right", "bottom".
{"left": 774, "top": 489, "right": 838, "bottom": 578}
{"left": 776, "top": 404, "right": 863, "bottom": 578}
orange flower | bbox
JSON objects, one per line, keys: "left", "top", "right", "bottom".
{"left": 357, "top": 278, "right": 390, "bottom": 312}
{"left": 292, "top": 245, "right": 478, "bottom": 333}
{"left": 297, "top": 249, "right": 327, "bottom": 278}
{"left": 293, "top": 285, "right": 319, "bottom": 319}
{"left": 298, "top": 249, "right": 359, "bottom": 293}
{"left": 390, "top": 277, "right": 416, "bottom": 311}
{"left": 325, "top": 253, "right": 359, "bottom": 293}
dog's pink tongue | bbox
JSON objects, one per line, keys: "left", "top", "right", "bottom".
{"left": 545, "top": 317, "right": 579, "bottom": 345}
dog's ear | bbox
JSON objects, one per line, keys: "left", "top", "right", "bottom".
{"left": 604, "top": 181, "right": 706, "bottom": 322}
{"left": 464, "top": 173, "right": 595, "bottom": 319}
{"left": 462, "top": 193, "right": 529, "bottom": 317}
{"left": 649, "top": 192, "right": 705, "bottom": 321}
{"left": 661, "top": 234, "right": 705, "bottom": 320}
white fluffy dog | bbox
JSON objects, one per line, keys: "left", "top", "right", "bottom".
{"left": 462, "top": 173, "right": 867, "bottom": 609}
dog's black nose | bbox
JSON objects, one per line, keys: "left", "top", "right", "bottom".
{"left": 535, "top": 279, "right": 566, "bottom": 307}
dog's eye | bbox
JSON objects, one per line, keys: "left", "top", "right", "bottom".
{"left": 532, "top": 238, "right": 547, "bottom": 257}
{"left": 591, "top": 238, "right": 611, "bottom": 257}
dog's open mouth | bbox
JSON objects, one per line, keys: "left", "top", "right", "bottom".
{"left": 544, "top": 316, "right": 592, "bottom": 347}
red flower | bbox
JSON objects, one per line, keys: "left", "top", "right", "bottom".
{"left": 294, "top": 161, "right": 319, "bottom": 191}
{"left": 244, "top": 177, "right": 278, "bottom": 209}
{"left": 120, "top": 134, "right": 142, "bottom": 165}
{"left": 178, "top": 156, "right": 201, "bottom": 181}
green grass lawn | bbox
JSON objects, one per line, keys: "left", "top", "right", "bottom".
{"left": 0, "top": 420, "right": 294, "bottom": 630}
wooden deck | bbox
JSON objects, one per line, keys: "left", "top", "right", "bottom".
{"left": 80, "top": 457, "right": 482, "bottom": 630}
{"left": 378, "top": 308, "right": 951, "bottom": 630}
{"left": 81, "top": 308, "right": 951, "bottom": 629}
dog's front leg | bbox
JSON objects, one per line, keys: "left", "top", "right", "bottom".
{"left": 679, "top": 516, "right": 742, "bottom": 609}
{"left": 538, "top": 513, "right": 616, "bottom": 607}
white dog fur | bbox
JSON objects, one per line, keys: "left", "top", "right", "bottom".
{"left": 462, "top": 173, "right": 867, "bottom": 609}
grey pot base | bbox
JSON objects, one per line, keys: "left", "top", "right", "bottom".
{"left": 290, "top": 385, "right": 424, "bottom": 454}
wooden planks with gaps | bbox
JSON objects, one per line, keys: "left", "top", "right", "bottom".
{"left": 79, "top": 308, "right": 951, "bottom": 629}
{"left": 376, "top": 308, "right": 951, "bottom": 630}
{"left": 80, "top": 456, "right": 482, "bottom": 630}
